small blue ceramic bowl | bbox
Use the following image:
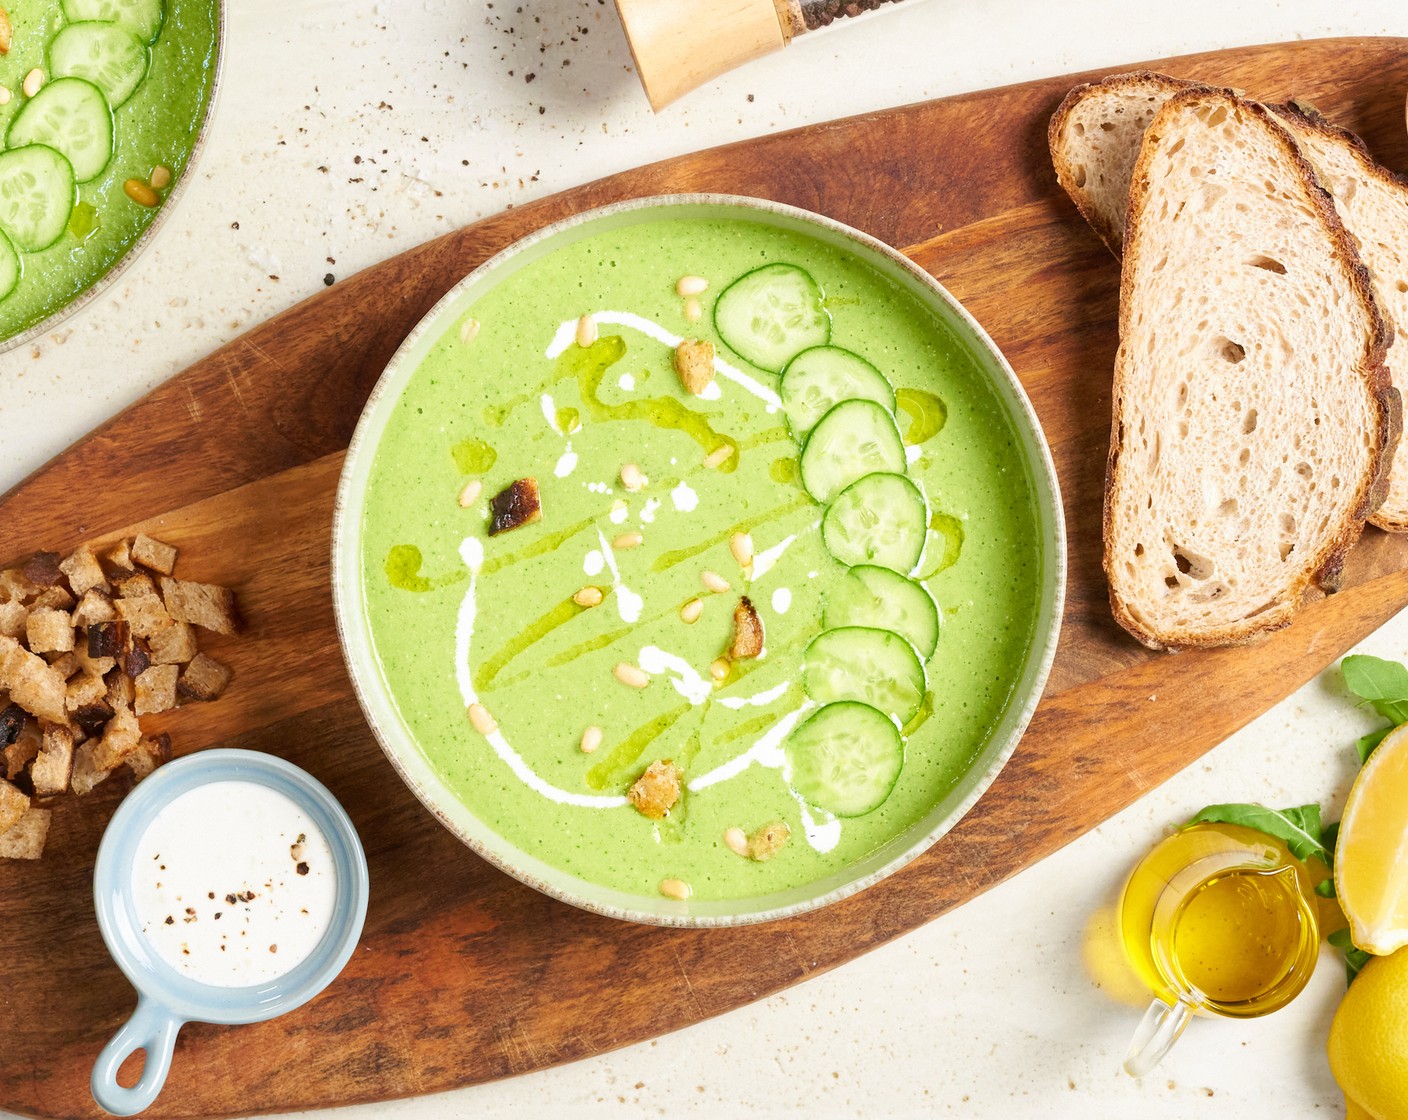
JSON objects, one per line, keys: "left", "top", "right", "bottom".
{"left": 91, "top": 749, "right": 368, "bottom": 1116}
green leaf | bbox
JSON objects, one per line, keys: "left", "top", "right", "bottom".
{"left": 1342, "top": 655, "right": 1408, "bottom": 702}
{"left": 1185, "top": 803, "right": 1327, "bottom": 864}
{"left": 1315, "top": 878, "right": 1336, "bottom": 898}
{"left": 1323, "top": 821, "right": 1340, "bottom": 858}
{"left": 1357, "top": 726, "right": 1393, "bottom": 764}
{"left": 1329, "top": 927, "right": 1372, "bottom": 985}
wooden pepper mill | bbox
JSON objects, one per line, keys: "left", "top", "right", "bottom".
{"left": 613, "top": 0, "right": 905, "bottom": 110}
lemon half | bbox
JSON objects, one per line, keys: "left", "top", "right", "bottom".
{"left": 1335, "top": 723, "right": 1408, "bottom": 955}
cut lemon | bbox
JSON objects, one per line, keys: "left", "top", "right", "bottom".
{"left": 1335, "top": 723, "right": 1408, "bottom": 955}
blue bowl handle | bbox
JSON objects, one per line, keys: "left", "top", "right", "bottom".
{"left": 91, "top": 997, "right": 183, "bottom": 1116}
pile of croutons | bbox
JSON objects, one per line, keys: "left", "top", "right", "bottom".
{"left": 0, "top": 533, "right": 239, "bottom": 860}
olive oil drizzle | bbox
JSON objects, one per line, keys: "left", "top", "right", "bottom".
{"left": 901, "top": 691, "right": 935, "bottom": 737}
{"left": 480, "top": 515, "right": 599, "bottom": 577}
{"left": 385, "top": 544, "right": 465, "bottom": 593}
{"left": 450, "top": 436, "right": 497, "bottom": 474}
{"left": 586, "top": 704, "right": 695, "bottom": 791}
{"left": 473, "top": 593, "right": 601, "bottom": 691}
{"left": 895, "top": 387, "right": 947, "bottom": 445}
{"left": 651, "top": 496, "right": 813, "bottom": 573}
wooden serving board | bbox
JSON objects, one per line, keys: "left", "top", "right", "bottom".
{"left": 4, "top": 37, "right": 1408, "bottom": 1120}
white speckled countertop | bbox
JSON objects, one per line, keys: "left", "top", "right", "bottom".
{"left": 5, "top": 1, "right": 1408, "bottom": 1116}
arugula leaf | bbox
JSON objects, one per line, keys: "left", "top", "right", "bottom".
{"left": 1342, "top": 655, "right": 1408, "bottom": 725}
{"left": 1323, "top": 821, "right": 1340, "bottom": 858}
{"left": 1315, "top": 878, "right": 1337, "bottom": 898}
{"left": 1185, "top": 803, "right": 1328, "bottom": 864}
{"left": 1357, "top": 726, "right": 1393, "bottom": 764}
{"left": 1329, "top": 927, "right": 1372, "bottom": 985}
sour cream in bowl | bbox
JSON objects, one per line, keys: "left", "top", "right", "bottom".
{"left": 91, "top": 750, "right": 368, "bottom": 1117}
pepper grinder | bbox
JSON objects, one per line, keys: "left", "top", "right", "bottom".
{"left": 613, "top": 0, "right": 911, "bottom": 111}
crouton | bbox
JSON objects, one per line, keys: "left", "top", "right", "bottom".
{"left": 3, "top": 720, "right": 40, "bottom": 781}
{"left": 25, "top": 607, "right": 74, "bottom": 654}
{"left": 105, "top": 538, "right": 134, "bottom": 571}
{"left": 147, "top": 621, "right": 197, "bottom": 665}
{"left": 104, "top": 669, "right": 135, "bottom": 710}
{"left": 31, "top": 723, "right": 74, "bottom": 797}
{"left": 114, "top": 571, "right": 157, "bottom": 600}
{"left": 69, "top": 741, "right": 112, "bottom": 795}
{"left": 131, "top": 534, "right": 178, "bottom": 575}
{"left": 627, "top": 759, "right": 684, "bottom": 820}
{"left": 746, "top": 820, "right": 791, "bottom": 862}
{"left": 72, "top": 699, "right": 114, "bottom": 739}
{"left": 87, "top": 620, "right": 129, "bottom": 660}
{"left": 158, "top": 577, "right": 240, "bottom": 634}
{"left": 116, "top": 594, "right": 172, "bottom": 640}
{"left": 489, "top": 478, "right": 543, "bottom": 536}
{"left": 65, "top": 671, "right": 106, "bottom": 712}
{"left": 46, "top": 652, "right": 78, "bottom": 680}
{"left": 0, "top": 636, "right": 68, "bottom": 723}
{"left": 0, "top": 805, "right": 50, "bottom": 859}
{"left": 0, "top": 568, "right": 37, "bottom": 604}
{"left": 0, "top": 701, "right": 24, "bottom": 748}
{"left": 673, "top": 338, "right": 716, "bottom": 396}
{"left": 0, "top": 600, "right": 24, "bottom": 638}
{"left": 31, "top": 586, "right": 74, "bottom": 611}
{"left": 59, "top": 546, "right": 108, "bottom": 597}
{"left": 21, "top": 551, "right": 63, "bottom": 589}
{"left": 122, "top": 640, "right": 151, "bottom": 680}
{"left": 125, "top": 733, "right": 171, "bottom": 782}
{"left": 92, "top": 704, "right": 142, "bottom": 773}
{"left": 71, "top": 587, "right": 117, "bottom": 629}
{"left": 728, "top": 596, "right": 764, "bottom": 661}
{"left": 73, "top": 642, "right": 115, "bottom": 679}
{"left": 177, "top": 653, "right": 231, "bottom": 701}
{"left": 0, "top": 778, "right": 29, "bottom": 834}
{"left": 134, "top": 664, "right": 178, "bottom": 716}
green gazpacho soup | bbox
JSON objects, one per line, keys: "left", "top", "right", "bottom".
{"left": 0, "top": 0, "right": 218, "bottom": 343}
{"left": 359, "top": 213, "right": 1043, "bottom": 902}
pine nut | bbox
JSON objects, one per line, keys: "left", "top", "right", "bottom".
{"left": 149, "top": 164, "right": 172, "bottom": 190}
{"left": 675, "top": 275, "right": 708, "bottom": 297}
{"left": 22, "top": 68, "right": 43, "bottom": 98}
{"left": 709, "top": 658, "right": 731, "bottom": 682}
{"left": 580, "top": 725, "right": 603, "bottom": 754}
{"left": 680, "top": 598, "right": 703, "bottom": 624}
{"left": 614, "top": 662, "right": 650, "bottom": 689}
{"left": 576, "top": 314, "right": 597, "bottom": 347}
{"left": 701, "top": 569, "right": 731, "bottom": 594}
{"left": 458, "top": 317, "right": 481, "bottom": 344}
{"left": 0, "top": 88, "right": 11, "bottom": 107}
{"left": 613, "top": 530, "right": 643, "bottom": 550}
{"left": 573, "top": 585, "right": 604, "bottom": 607}
{"left": 457, "top": 479, "right": 482, "bottom": 508}
{"left": 659, "top": 878, "right": 691, "bottom": 900}
{"left": 683, "top": 296, "right": 702, "bottom": 323}
{"left": 729, "top": 531, "right": 754, "bottom": 568}
{"left": 620, "top": 462, "right": 646, "bottom": 491}
{"left": 124, "top": 179, "right": 160, "bottom": 207}
{"left": 724, "top": 827, "right": 748, "bottom": 856}
{"left": 703, "top": 445, "right": 733, "bottom": 469}
{"left": 467, "top": 703, "right": 497, "bottom": 735}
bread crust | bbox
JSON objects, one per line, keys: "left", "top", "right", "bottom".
{"left": 1104, "top": 88, "right": 1397, "bottom": 650}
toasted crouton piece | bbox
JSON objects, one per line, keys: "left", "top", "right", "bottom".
{"left": 489, "top": 478, "right": 543, "bottom": 536}
{"left": 105, "top": 669, "right": 135, "bottom": 711}
{"left": 104, "top": 538, "right": 134, "bottom": 573}
{"left": 177, "top": 653, "right": 231, "bottom": 701}
{"left": 69, "top": 740, "right": 112, "bottom": 795}
{"left": 0, "top": 636, "right": 68, "bottom": 723}
{"left": 746, "top": 820, "right": 791, "bottom": 862}
{"left": 122, "top": 640, "right": 151, "bottom": 680}
{"left": 673, "top": 338, "right": 716, "bottom": 396}
{"left": 59, "top": 546, "right": 108, "bottom": 597}
{"left": 627, "top": 759, "right": 683, "bottom": 820}
{"left": 71, "top": 587, "right": 117, "bottom": 629}
{"left": 134, "top": 664, "right": 178, "bottom": 716}
{"left": 46, "top": 651, "right": 78, "bottom": 680}
{"left": 131, "top": 534, "right": 178, "bottom": 575}
{"left": 65, "top": 671, "right": 106, "bottom": 712}
{"left": 21, "top": 552, "right": 63, "bottom": 589}
{"left": 116, "top": 593, "right": 173, "bottom": 640}
{"left": 114, "top": 571, "right": 158, "bottom": 600}
{"left": 0, "top": 569, "right": 38, "bottom": 604}
{"left": 31, "top": 723, "right": 74, "bottom": 797}
{"left": 0, "top": 778, "right": 29, "bottom": 834}
{"left": 0, "top": 600, "right": 24, "bottom": 639}
{"left": 0, "top": 805, "right": 50, "bottom": 859}
{"left": 26, "top": 607, "right": 74, "bottom": 654}
{"left": 0, "top": 701, "right": 25, "bottom": 748}
{"left": 87, "top": 619, "right": 129, "bottom": 660}
{"left": 728, "top": 597, "right": 764, "bottom": 661}
{"left": 125, "top": 733, "right": 171, "bottom": 782}
{"left": 73, "top": 641, "right": 115, "bottom": 679}
{"left": 3, "top": 720, "right": 40, "bottom": 781}
{"left": 31, "top": 586, "right": 74, "bottom": 611}
{"left": 158, "top": 577, "right": 240, "bottom": 634}
{"left": 92, "top": 704, "right": 142, "bottom": 773}
{"left": 72, "top": 699, "right": 114, "bottom": 739}
{"left": 147, "top": 621, "right": 197, "bottom": 665}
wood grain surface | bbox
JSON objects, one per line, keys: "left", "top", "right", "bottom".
{"left": 4, "top": 37, "right": 1408, "bottom": 1120}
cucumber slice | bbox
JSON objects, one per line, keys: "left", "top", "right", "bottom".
{"left": 802, "top": 626, "right": 926, "bottom": 725}
{"left": 714, "top": 263, "right": 830, "bottom": 372}
{"left": 824, "top": 565, "right": 940, "bottom": 659}
{"left": 0, "top": 230, "right": 19, "bottom": 302}
{"left": 799, "top": 399, "right": 906, "bottom": 503}
{"left": 822, "top": 472, "right": 928, "bottom": 575}
{"left": 0, "top": 145, "right": 77, "bottom": 253}
{"left": 785, "top": 701, "right": 904, "bottom": 817}
{"left": 7, "top": 79, "right": 114, "bottom": 184}
{"left": 61, "top": 0, "right": 164, "bottom": 43}
{"left": 780, "top": 346, "right": 895, "bottom": 441}
{"left": 50, "top": 22, "right": 150, "bottom": 108}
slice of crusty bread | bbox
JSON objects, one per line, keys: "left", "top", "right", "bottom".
{"left": 1052, "top": 73, "right": 1408, "bottom": 533}
{"left": 1105, "top": 88, "right": 1398, "bottom": 649}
